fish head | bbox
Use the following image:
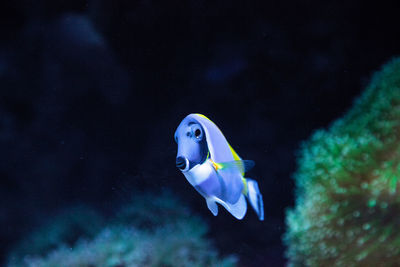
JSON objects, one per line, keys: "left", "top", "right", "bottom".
{"left": 174, "top": 117, "right": 208, "bottom": 172}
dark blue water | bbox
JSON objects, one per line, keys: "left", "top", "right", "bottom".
{"left": 1, "top": 1, "right": 399, "bottom": 266}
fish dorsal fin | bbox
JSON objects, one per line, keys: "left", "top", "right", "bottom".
{"left": 228, "top": 144, "right": 244, "bottom": 174}
{"left": 228, "top": 143, "right": 241, "bottom": 161}
{"left": 195, "top": 113, "right": 211, "bottom": 121}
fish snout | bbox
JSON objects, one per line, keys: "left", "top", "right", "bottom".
{"left": 176, "top": 156, "right": 188, "bottom": 171}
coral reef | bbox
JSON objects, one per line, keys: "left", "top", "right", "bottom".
{"left": 7, "top": 205, "right": 104, "bottom": 261}
{"left": 284, "top": 57, "right": 400, "bottom": 266}
{"left": 7, "top": 191, "right": 236, "bottom": 267}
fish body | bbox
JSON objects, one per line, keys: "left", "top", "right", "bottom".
{"left": 174, "top": 113, "right": 264, "bottom": 220}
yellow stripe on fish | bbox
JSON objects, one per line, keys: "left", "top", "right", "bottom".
{"left": 242, "top": 177, "right": 248, "bottom": 196}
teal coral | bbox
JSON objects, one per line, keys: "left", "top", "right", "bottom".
{"left": 7, "top": 191, "right": 236, "bottom": 267}
{"left": 8, "top": 205, "right": 104, "bottom": 260}
{"left": 284, "top": 58, "right": 400, "bottom": 266}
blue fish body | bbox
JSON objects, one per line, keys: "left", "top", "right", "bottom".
{"left": 175, "top": 113, "right": 264, "bottom": 220}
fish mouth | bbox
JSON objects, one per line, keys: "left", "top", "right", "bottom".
{"left": 176, "top": 156, "right": 190, "bottom": 172}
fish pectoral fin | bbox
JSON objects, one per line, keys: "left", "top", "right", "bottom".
{"left": 206, "top": 198, "right": 218, "bottom": 216}
{"left": 211, "top": 159, "right": 255, "bottom": 174}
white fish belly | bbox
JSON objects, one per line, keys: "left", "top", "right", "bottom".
{"left": 183, "top": 162, "right": 222, "bottom": 198}
{"left": 183, "top": 162, "right": 214, "bottom": 186}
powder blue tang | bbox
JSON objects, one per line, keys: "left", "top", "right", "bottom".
{"left": 174, "top": 113, "right": 264, "bottom": 220}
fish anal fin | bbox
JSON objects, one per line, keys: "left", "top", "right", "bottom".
{"left": 213, "top": 195, "right": 247, "bottom": 220}
{"left": 206, "top": 198, "right": 218, "bottom": 216}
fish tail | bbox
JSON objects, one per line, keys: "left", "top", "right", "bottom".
{"left": 244, "top": 178, "right": 264, "bottom": 221}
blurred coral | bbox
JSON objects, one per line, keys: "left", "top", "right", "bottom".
{"left": 7, "top": 191, "right": 236, "bottom": 267}
{"left": 284, "top": 58, "right": 400, "bottom": 266}
{"left": 7, "top": 205, "right": 104, "bottom": 261}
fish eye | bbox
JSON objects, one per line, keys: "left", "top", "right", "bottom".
{"left": 191, "top": 124, "right": 203, "bottom": 140}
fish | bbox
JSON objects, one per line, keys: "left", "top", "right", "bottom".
{"left": 174, "top": 113, "right": 264, "bottom": 220}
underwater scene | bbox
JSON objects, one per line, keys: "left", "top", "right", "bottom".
{"left": 1, "top": 1, "right": 400, "bottom": 267}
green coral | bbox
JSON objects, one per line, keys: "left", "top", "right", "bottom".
{"left": 7, "top": 191, "right": 236, "bottom": 267}
{"left": 284, "top": 57, "right": 400, "bottom": 266}
{"left": 8, "top": 205, "right": 104, "bottom": 260}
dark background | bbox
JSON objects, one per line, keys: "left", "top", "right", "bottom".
{"left": 0, "top": 1, "right": 399, "bottom": 266}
